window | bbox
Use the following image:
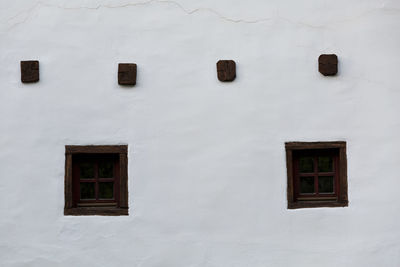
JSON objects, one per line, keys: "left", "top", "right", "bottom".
{"left": 285, "top": 142, "right": 348, "bottom": 209}
{"left": 64, "top": 145, "right": 128, "bottom": 215}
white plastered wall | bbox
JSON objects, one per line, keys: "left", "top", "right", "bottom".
{"left": 0, "top": 0, "right": 400, "bottom": 266}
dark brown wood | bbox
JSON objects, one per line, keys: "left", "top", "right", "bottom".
{"left": 288, "top": 201, "right": 347, "bottom": 209}
{"left": 297, "top": 196, "right": 337, "bottom": 201}
{"left": 285, "top": 141, "right": 348, "bottom": 209}
{"left": 119, "top": 153, "right": 129, "bottom": 209}
{"left": 285, "top": 149, "right": 294, "bottom": 206}
{"left": 73, "top": 155, "right": 119, "bottom": 205}
{"left": 20, "top": 60, "right": 39, "bottom": 83}
{"left": 285, "top": 141, "right": 346, "bottom": 150}
{"left": 339, "top": 145, "right": 348, "bottom": 203}
{"left": 216, "top": 60, "right": 236, "bottom": 82}
{"left": 64, "top": 145, "right": 129, "bottom": 216}
{"left": 293, "top": 151, "right": 339, "bottom": 200}
{"left": 66, "top": 145, "right": 127, "bottom": 154}
{"left": 118, "top": 63, "right": 137, "bottom": 86}
{"left": 64, "top": 154, "right": 73, "bottom": 209}
{"left": 64, "top": 207, "right": 128, "bottom": 216}
{"left": 77, "top": 202, "right": 117, "bottom": 207}
{"left": 318, "top": 54, "right": 338, "bottom": 76}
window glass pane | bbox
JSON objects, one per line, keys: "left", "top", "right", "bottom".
{"left": 99, "top": 162, "right": 114, "bottom": 178}
{"left": 80, "top": 182, "right": 95, "bottom": 199}
{"left": 318, "top": 176, "right": 334, "bottom": 193}
{"left": 318, "top": 156, "right": 333, "bottom": 172}
{"left": 80, "top": 163, "right": 94, "bottom": 179}
{"left": 300, "top": 176, "right": 315, "bottom": 194}
{"left": 299, "top": 157, "right": 314, "bottom": 173}
{"left": 99, "top": 182, "right": 114, "bottom": 199}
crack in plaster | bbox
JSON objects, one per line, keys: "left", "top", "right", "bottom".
{"left": 3, "top": 1, "right": 400, "bottom": 31}
{"left": 49, "top": 0, "right": 274, "bottom": 24}
{"left": 4, "top": 0, "right": 273, "bottom": 31}
{"left": 4, "top": 2, "right": 43, "bottom": 30}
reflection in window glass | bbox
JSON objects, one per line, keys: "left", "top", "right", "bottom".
{"left": 80, "top": 182, "right": 95, "bottom": 199}
{"left": 318, "top": 176, "right": 334, "bottom": 193}
{"left": 99, "top": 182, "right": 114, "bottom": 199}
{"left": 299, "top": 157, "right": 314, "bottom": 173}
{"left": 99, "top": 162, "right": 114, "bottom": 178}
{"left": 300, "top": 176, "right": 315, "bottom": 194}
{"left": 318, "top": 157, "right": 333, "bottom": 172}
{"left": 80, "top": 163, "right": 94, "bottom": 179}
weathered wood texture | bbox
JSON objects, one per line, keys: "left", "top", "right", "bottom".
{"left": 285, "top": 141, "right": 348, "bottom": 209}
{"left": 64, "top": 207, "right": 128, "bottom": 216}
{"left": 288, "top": 201, "right": 347, "bottom": 209}
{"left": 216, "top": 60, "right": 236, "bottom": 82}
{"left": 318, "top": 54, "right": 338, "bottom": 76}
{"left": 20, "top": 60, "right": 39, "bottom": 83}
{"left": 339, "top": 145, "right": 348, "bottom": 203}
{"left": 285, "top": 141, "right": 346, "bottom": 150}
{"left": 119, "top": 152, "right": 129, "bottom": 209}
{"left": 65, "top": 145, "right": 128, "bottom": 154}
{"left": 285, "top": 149, "right": 294, "bottom": 206}
{"left": 64, "top": 145, "right": 129, "bottom": 216}
{"left": 64, "top": 154, "right": 73, "bottom": 209}
{"left": 118, "top": 63, "right": 137, "bottom": 85}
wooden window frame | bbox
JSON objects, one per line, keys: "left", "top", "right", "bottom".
{"left": 285, "top": 142, "right": 348, "bottom": 209}
{"left": 64, "top": 145, "right": 129, "bottom": 216}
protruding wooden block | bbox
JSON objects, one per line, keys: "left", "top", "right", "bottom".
{"left": 217, "top": 60, "right": 236, "bottom": 82}
{"left": 21, "top": 60, "right": 39, "bottom": 83}
{"left": 318, "top": 54, "right": 338, "bottom": 76}
{"left": 118, "top": 63, "right": 137, "bottom": 86}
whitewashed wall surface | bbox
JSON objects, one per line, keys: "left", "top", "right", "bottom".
{"left": 1, "top": 0, "right": 400, "bottom": 266}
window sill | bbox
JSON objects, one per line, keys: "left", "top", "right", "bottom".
{"left": 64, "top": 207, "right": 128, "bottom": 216}
{"left": 288, "top": 200, "right": 348, "bottom": 209}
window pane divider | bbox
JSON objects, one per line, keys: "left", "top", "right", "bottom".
{"left": 98, "top": 178, "right": 114, "bottom": 182}
{"left": 78, "top": 202, "right": 117, "bottom": 207}
{"left": 299, "top": 172, "right": 315, "bottom": 176}
{"left": 285, "top": 142, "right": 348, "bottom": 209}
{"left": 297, "top": 197, "right": 337, "bottom": 201}
{"left": 80, "top": 179, "right": 96, "bottom": 182}
{"left": 64, "top": 145, "right": 128, "bottom": 216}
{"left": 316, "top": 172, "right": 335, "bottom": 176}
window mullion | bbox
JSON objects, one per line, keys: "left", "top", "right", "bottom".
{"left": 314, "top": 156, "right": 319, "bottom": 195}
{"left": 95, "top": 161, "right": 99, "bottom": 201}
{"left": 335, "top": 155, "right": 339, "bottom": 195}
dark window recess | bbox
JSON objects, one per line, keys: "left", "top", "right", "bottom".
{"left": 64, "top": 145, "right": 128, "bottom": 216}
{"left": 285, "top": 142, "right": 348, "bottom": 209}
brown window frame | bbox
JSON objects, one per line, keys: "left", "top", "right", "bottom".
{"left": 285, "top": 141, "right": 348, "bottom": 209}
{"left": 64, "top": 145, "right": 128, "bottom": 216}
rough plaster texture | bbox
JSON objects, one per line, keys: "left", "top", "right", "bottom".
{"left": 1, "top": 0, "right": 400, "bottom": 266}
